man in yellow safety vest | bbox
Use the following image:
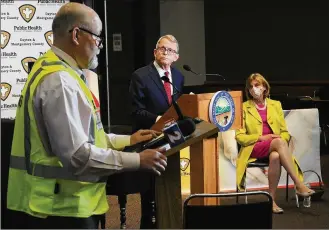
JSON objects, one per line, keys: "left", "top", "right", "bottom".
{"left": 7, "top": 2, "right": 167, "bottom": 229}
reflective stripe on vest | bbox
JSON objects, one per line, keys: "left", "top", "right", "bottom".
{"left": 10, "top": 155, "right": 107, "bottom": 183}
{"left": 24, "top": 60, "right": 65, "bottom": 174}
{"left": 10, "top": 59, "right": 103, "bottom": 183}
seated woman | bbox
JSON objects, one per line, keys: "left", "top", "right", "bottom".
{"left": 235, "top": 73, "right": 315, "bottom": 214}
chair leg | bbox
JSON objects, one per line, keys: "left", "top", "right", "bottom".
{"left": 244, "top": 177, "right": 248, "bottom": 204}
{"left": 100, "top": 213, "right": 106, "bottom": 229}
{"left": 118, "top": 195, "right": 127, "bottom": 229}
{"left": 286, "top": 173, "right": 289, "bottom": 202}
{"left": 236, "top": 186, "right": 239, "bottom": 203}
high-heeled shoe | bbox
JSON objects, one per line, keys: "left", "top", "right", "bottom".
{"left": 295, "top": 189, "right": 315, "bottom": 197}
{"left": 295, "top": 188, "right": 315, "bottom": 208}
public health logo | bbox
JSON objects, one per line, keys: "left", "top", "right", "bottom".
{"left": 44, "top": 31, "right": 53, "bottom": 46}
{"left": 180, "top": 158, "right": 190, "bottom": 171}
{"left": 1, "top": 82, "right": 12, "bottom": 101}
{"left": 1, "top": 31, "right": 11, "bottom": 49}
{"left": 21, "top": 57, "right": 37, "bottom": 73}
{"left": 19, "top": 4, "right": 36, "bottom": 23}
{"left": 209, "top": 91, "right": 235, "bottom": 132}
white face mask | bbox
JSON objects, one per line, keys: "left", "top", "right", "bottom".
{"left": 250, "top": 86, "right": 264, "bottom": 99}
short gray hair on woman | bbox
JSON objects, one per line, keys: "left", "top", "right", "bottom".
{"left": 52, "top": 5, "right": 92, "bottom": 40}
{"left": 155, "top": 34, "right": 179, "bottom": 53}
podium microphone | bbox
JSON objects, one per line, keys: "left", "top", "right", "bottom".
{"left": 122, "top": 117, "right": 196, "bottom": 152}
{"left": 183, "top": 64, "right": 225, "bottom": 81}
{"left": 141, "top": 117, "right": 196, "bottom": 150}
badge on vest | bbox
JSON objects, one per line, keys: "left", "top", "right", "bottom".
{"left": 95, "top": 111, "right": 103, "bottom": 130}
{"left": 90, "top": 92, "right": 103, "bottom": 130}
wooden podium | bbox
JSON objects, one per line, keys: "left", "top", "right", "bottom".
{"left": 151, "top": 91, "right": 242, "bottom": 229}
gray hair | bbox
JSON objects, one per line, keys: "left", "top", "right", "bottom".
{"left": 155, "top": 34, "right": 179, "bottom": 53}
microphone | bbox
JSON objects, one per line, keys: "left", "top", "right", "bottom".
{"left": 177, "top": 118, "right": 196, "bottom": 137}
{"left": 183, "top": 64, "right": 225, "bottom": 80}
{"left": 161, "top": 76, "right": 184, "bottom": 121}
{"left": 182, "top": 64, "right": 200, "bottom": 76}
{"left": 142, "top": 118, "right": 196, "bottom": 150}
{"left": 123, "top": 118, "right": 196, "bottom": 152}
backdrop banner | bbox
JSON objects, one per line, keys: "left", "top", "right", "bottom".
{"left": 180, "top": 108, "right": 322, "bottom": 193}
{"left": 1, "top": 0, "right": 67, "bottom": 119}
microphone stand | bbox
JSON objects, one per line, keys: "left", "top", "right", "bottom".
{"left": 171, "top": 93, "right": 184, "bottom": 121}
{"left": 183, "top": 65, "right": 226, "bottom": 81}
{"left": 204, "top": 73, "right": 225, "bottom": 81}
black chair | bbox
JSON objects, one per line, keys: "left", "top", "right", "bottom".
{"left": 183, "top": 191, "right": 273, "bottom": 229}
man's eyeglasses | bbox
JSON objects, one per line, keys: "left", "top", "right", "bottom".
{"left": 69, "top": 27, "right": 104, "bottom": 48}
{"left": 157, "top": 46, "right": 178, "bottom": 55}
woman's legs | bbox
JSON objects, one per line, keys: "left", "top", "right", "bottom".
{"left": 269, "top": 138, "right": 311, "bottom": 193}
{"left": 268, "top": 151, "right": 281, "bottom": 205}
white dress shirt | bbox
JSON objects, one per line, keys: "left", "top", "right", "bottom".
{"left": 32, "top": 46, "right": 140, "bottom": 177}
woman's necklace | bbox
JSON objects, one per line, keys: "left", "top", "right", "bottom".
{"left": 254, "top": 100, "right": 267, "bottom": 110}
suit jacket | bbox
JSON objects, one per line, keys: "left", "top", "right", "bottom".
{"left": 129, "top": 62, "right": 184, "bottom": 132}
{"left": 235, "top": 98, "right": 303, "bottom": 190}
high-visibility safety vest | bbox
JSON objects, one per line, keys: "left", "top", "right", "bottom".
{"left": 7, "top": 50, "right": 109, "bottom": 218}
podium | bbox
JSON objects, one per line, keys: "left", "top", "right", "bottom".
{"left": 152, "top": 92, "right": 242, "bottom": 229}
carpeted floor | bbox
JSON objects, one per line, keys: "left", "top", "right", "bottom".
{"left": 105, "top": 154, "right": 329, "bottom": 229}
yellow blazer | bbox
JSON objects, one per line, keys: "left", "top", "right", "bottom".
{"left": 235, "top": 98, "right": 303, "bottom": 190}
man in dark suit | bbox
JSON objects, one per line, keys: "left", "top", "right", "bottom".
{"left": 129, "top": 35, "right": 184, "bottom": 228}
{"left": 130, "top": 35, "right": 184, "bottom": 132}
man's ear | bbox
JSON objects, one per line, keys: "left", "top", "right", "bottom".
{"left": 72, "top": 28, "right": 79, "bottom": 45}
